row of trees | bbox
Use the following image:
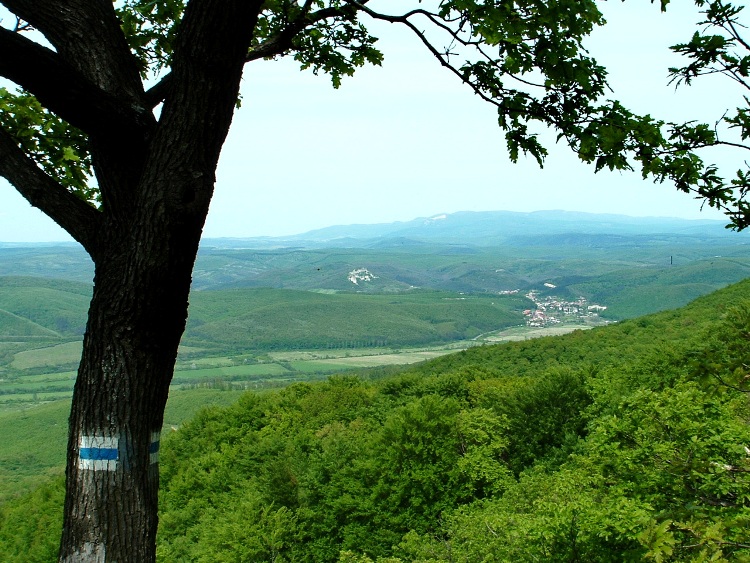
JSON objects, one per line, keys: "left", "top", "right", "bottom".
{"left": 1, "top": 0, "right": 750, "bottom": 559}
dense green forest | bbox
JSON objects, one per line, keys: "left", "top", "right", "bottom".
{"left": 2, "top": 278, "right": 749, "bottom": 561}
{"left": 182, "top": 288, "right": 526, "bottom": 351}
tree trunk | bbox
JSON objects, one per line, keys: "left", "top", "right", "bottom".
{"left": 0, "top": 1, "right": 267, "bottom": 560}
{"left": 59, "top": 221, "right": 201, "bottom": 562}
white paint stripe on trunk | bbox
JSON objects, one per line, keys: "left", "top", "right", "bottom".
{"left": 79, "top": 458, "right": 118, "bottom": 471}
{"left": 78, "top": 434, "right": 119, "bottom": 471}
{"left": 80, "top": 435, "right": 118, "bottom": 449}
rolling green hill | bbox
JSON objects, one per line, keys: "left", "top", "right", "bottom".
{"left": 2, "top": 247, "right": 749, "bottom": 379}
{"left": 2, "top": 212, "right": 750, "bottom": 381}
{"left": 189, "top": 243, "right": 750, "bottom": 293}
{"left": 0, "top": 278, "right": 91, "bottom": 380}
{"left": 0, "top": 309, "right": 60, "bottom": 339}
{"left": 183, "top": 288, "right": 527, "bottom": 351}
{"left": 0, "top": 277, "right": 90, "bottom": 339}
{"left": 0, "top": 246, "right": 92, "bottom": 282}
{"left": 564, "top": 257, "right": 750, "bottom": 317}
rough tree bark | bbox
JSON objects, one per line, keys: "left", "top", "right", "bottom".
{"left": 0, "top": 0, "right": 262, "bottom": 560}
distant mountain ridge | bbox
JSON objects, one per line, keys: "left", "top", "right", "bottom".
{"left": 1, "top": 210, "right": 750, "bottom": 354}
{"left": 201, "top": 210, "right": 746, "bottom": 249}
{"left": 1, "top": 211, "right": 743, "bottom": 250}
{"left": 1, "top": 211, "right": 748, "bottom": 307}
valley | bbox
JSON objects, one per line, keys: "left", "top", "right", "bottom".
{"left": 2, "top": 211, "right": 749, "bottom": 409}
{"left": 2, "top": 211, "right": 750, "bottom": 560}
{"left": 4, "top": 270, "right": 749, "bottom": 561}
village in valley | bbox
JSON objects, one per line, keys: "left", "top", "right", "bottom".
{"left": 501, "top": 283, "right": 609, "bottom": 328}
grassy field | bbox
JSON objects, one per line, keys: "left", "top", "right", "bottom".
{"left": 484, "top": 325, "right": 595, "bottom": 342}
{"left": 0, "top": 340, "right": 475, "bottom": 408}
{"left": 10, "top": 342, "right": 82, "bottom": 370}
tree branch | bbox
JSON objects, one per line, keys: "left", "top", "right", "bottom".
{"left": 140, "top": 0, "right": 264, "bottom": 220}
{"left": 145, "top": 75, "right": 172, "bottom": 109}
{"left": 341, "top": 0, "right": 512, "bottom": 110}
{"left": 0, "top": 127, "right": 101, "bottom": 252}
{"left": 245, "top": 6, "right": 350, "bottom": 62}
{"left": 0, "top": 27, "right": 155, "bottom": 140}
{"left": 1, "top": 0, "right": 144, "bottom": 101}
{"left": 145, "top": 4, "right": 354, "bottom": 108}
{"left": 726, "top": 18, "right": 750, "bottom": 52}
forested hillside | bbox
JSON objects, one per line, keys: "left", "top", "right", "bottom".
{"left": 182, "top": 289, "right": 527, "bottom": 351}
{"left": 2, "top": 279, "right": 749, "bottom": 561}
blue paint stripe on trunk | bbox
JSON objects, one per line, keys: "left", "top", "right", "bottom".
{"left": 149, "top": 441, "right": 160, "bottom": 454}
{"left": 80, "top": 447, "right": 118, "bottom": 461}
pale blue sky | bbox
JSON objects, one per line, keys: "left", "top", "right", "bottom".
{"left": 0, "top": 1, "right": 742, "bottom": 242}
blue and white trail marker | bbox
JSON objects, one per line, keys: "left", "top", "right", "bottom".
{"left": 79, "top": 435, "right": 119, "bottom": 471}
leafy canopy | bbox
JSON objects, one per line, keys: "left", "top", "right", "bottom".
{"left": 2, "top": 1, "right": 750, "bottom": 227}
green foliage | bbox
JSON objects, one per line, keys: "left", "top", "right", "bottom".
{"left": 289, "top": 9, "right": 383, "bottom": 89}
{"left": 373, "top": 396, "right": 467, "bottom": 529}
{"left": 0, "top": 88, "right": 94, "bottom": 203}
{"left": 0, "top": 476, "right": 63, "bottom": 563}
{"left": 419, "top": 0, "right": 750, "bottom": 229}
{"left": 388, "top": 289, "right": 750, "bottom": 562}
{"left": 584, "top": 383, "right": 750, "bottom": 558}
{"left": 443, "top": 0, "right": 608, "bottom": 167}
{"left": 396, "top": 466, "right": 649, "bottom": 562}
{"left": 1, "top": 0, "right": 387, "bottom": 203}
{"left": 689, "top": 300, "right": 750, "bottom": 393}
{"left": 660, "top": 1, "right": 750, "bottom": 229}
{"left": 115, "top": 0, "right": 185, "bottom": 76}
{"left": 6, "top": 279, "right": 750, "bottom": 561}
{"left": 152, "top": 279, "right": 750, "bottom": 561}
{"left": 158, "top": 487, "right": 296, "bottom": 562}
{"left": 492, "top": 367, "right": 592, "bottom": 474}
